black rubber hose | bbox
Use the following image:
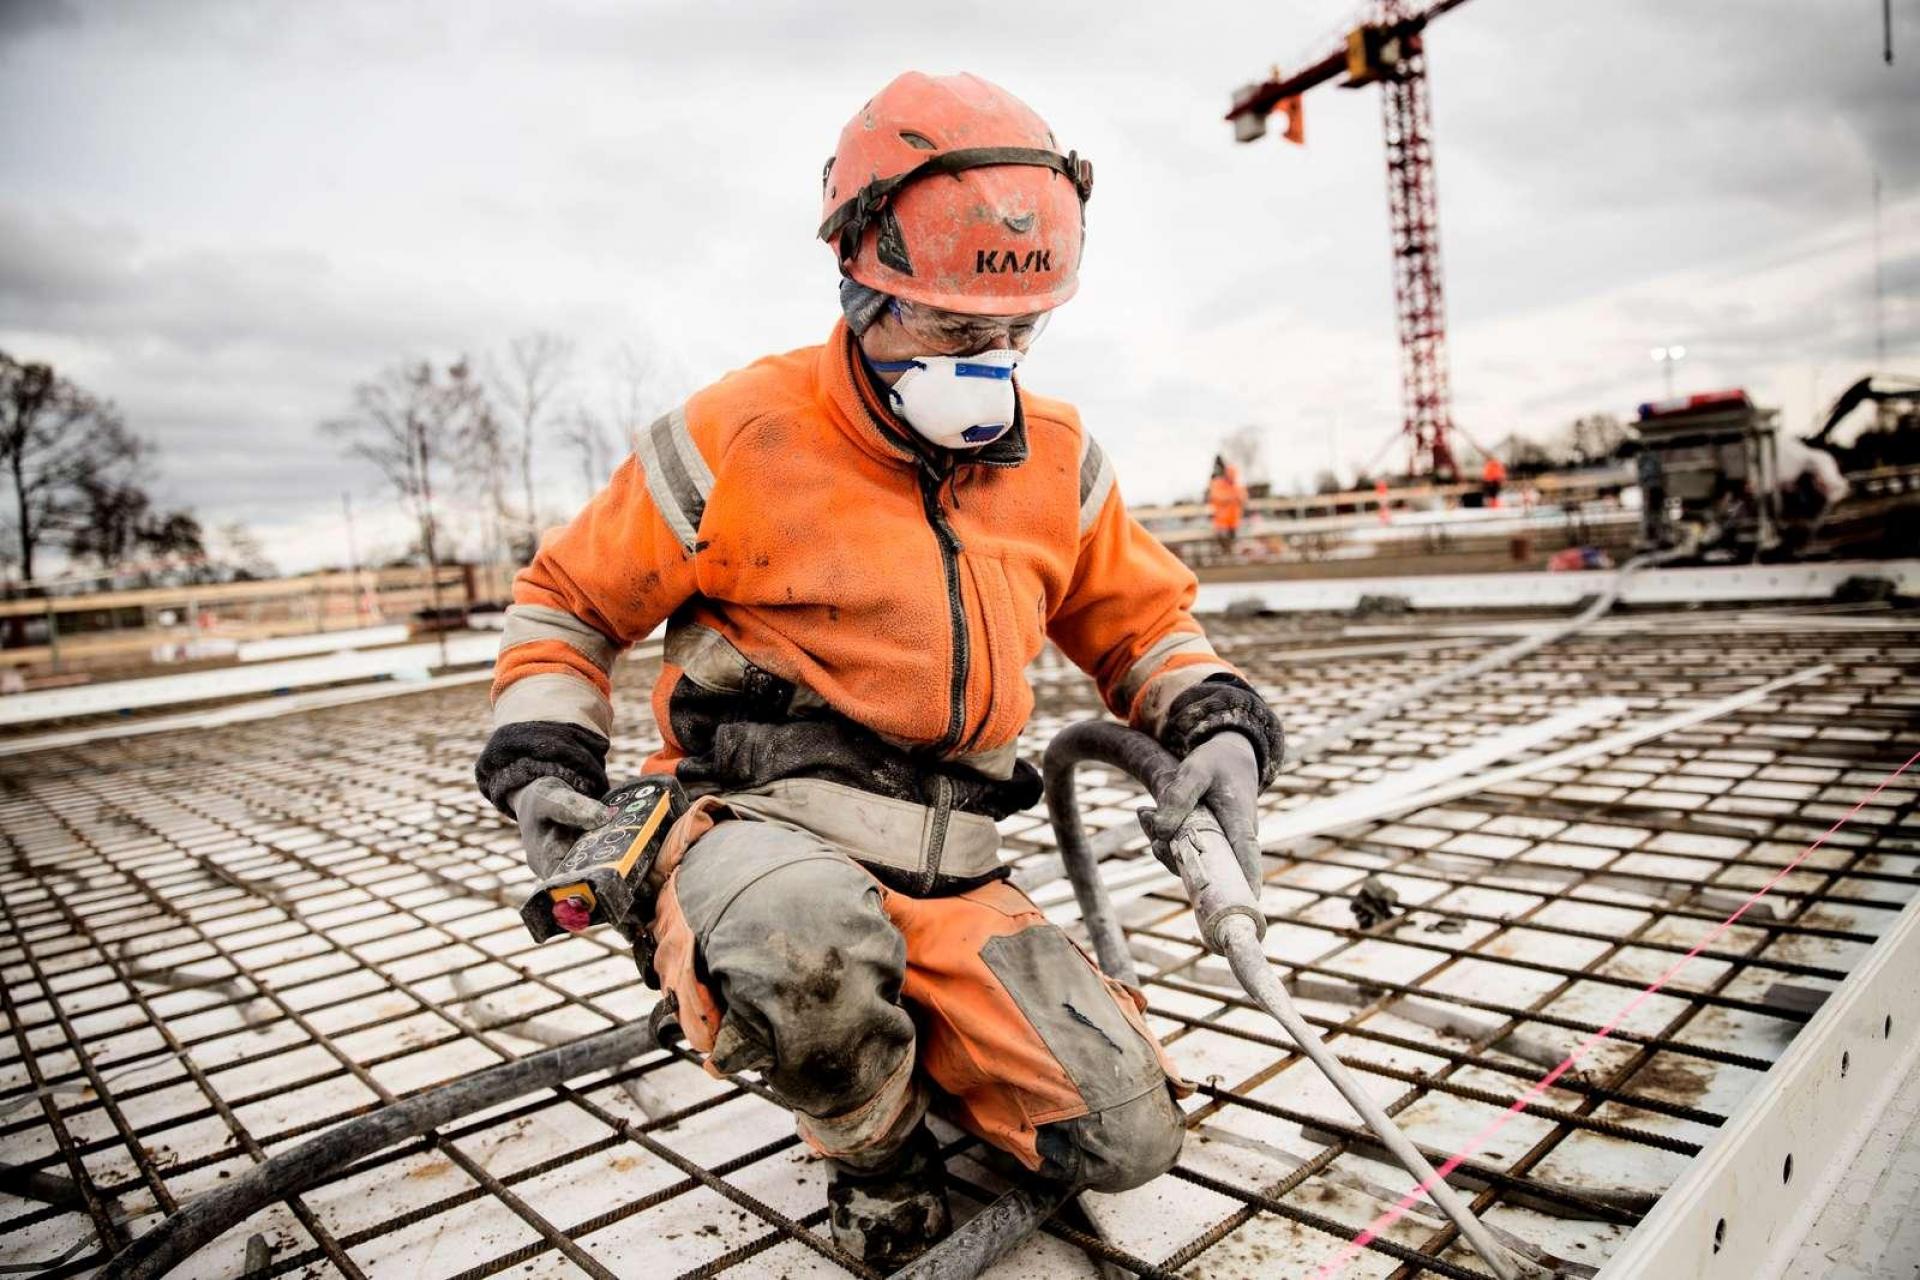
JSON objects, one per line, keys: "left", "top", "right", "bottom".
{"left": 0, "top": 1161, "right": 84, "bottom": 1209}
{"left": 1041, "top": 720, "right": 1183, "bottom": 989}
{"left": 100, "top": 1021, "right": 657, "bottom": 1280}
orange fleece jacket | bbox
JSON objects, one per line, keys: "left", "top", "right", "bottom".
{"left": 490, "top": 320, "right": 1241, "bottom": 774}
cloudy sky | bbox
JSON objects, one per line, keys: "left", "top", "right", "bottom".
{"left": 2, "top": 0, "right": 1915, "bottom": 572}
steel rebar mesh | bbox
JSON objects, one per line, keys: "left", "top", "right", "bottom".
{"left": 3, "top": 604, "right": 1917, "bottom": 1278}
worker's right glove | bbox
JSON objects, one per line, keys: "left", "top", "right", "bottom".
{"left": 508, "top": 776, "right": 614, "bottom": 878}
{"left": 476, "top": 720, "right": 614, "bottom": 874}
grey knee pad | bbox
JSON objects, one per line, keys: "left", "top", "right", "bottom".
{"left": 1038, "top": 1086, "right": 1186, "bottom": 1193}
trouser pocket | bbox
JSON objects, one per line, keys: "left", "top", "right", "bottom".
{"left": 980, "top": 924, "right": 1170, "bottom": 1116}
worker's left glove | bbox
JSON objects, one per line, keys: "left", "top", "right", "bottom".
{"left": 475, "top": 719, "right": 613, "bottom": 873}
{"left": 1145, "top": 731, "right": 1264, "bottom": 893}
{"left": 1144, "top": 673, "right": 1284, "bottom": 895}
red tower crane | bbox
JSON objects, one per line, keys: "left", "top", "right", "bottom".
{"left": 1227, "top": 0, "right": 1478, "bottom": 481}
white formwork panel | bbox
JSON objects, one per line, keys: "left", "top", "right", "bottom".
{"left": 1598, "top": 871, "right": 1920, "bottom": 1279}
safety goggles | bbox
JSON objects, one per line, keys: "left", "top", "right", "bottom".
{"left": 888, "top": 298, "right": 1051, "bottom": 356}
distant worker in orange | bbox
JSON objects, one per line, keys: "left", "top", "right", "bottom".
{"left": 1481, "top": 453, "right": 1507, "bottom": 509}
{"left": 1208, "top": 453, "right": 1248, "bottom": 549}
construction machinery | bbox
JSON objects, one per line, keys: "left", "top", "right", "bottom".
{"left": 1632, "top": 389, "right": 1784, "bottom": 561}
{"left": 1226, "top": 0, "right": 1478, "bottom": 483}
{"left": 1633, "top": 379, "right": 1920, "bottom": 564}
{"left": 1632, "top": 389, "right": 1782, "bottom": 560}
{"left": 1808, "top": 373, "right": 1920, "bottom": 464}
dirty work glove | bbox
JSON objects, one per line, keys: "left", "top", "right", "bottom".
{"left": 508, "top": 776, "right": 613, "bottom": 878}
{"left": 1144, "top": 731, "right": 1264, "bottom": 894}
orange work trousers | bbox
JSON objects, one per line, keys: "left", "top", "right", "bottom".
{"left": 648, "top": 807, "right": 1188, "bottom": 1187}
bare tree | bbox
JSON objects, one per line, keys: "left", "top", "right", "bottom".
{"left": 1, "top": 352, "right": 144, "bottom": 582}
{"left": 324, "top": 359, "right": 483, "bottom": 665}
{"left": 1564, "top": 413, "right": 1629, "bottom": 464}
{"left": 145, "top": 512, "right": 207, "bottom": 566}
{"left": 606, "top": 342, "right": 659, "bottom": 440}
{"left": 68, "top": 460, "right": 205, "bottom": 579}
{"left": 455, "top": 394, "right": 514, "bottom": 570}
{"left": 1493, "top": 432, "right": 1555, "bottom": 473}
{"left": 211, "top": 521, "right": 275, "bottom": 581}
{"left": 67, "top": 454, "right": 150, "bottom": 570}
{"left": 493, "top": 332, "right": 574, "bottom": 550}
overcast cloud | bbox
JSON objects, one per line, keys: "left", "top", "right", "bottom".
{"left": 1, "top": 0, "right": 1915, "bottom": 571}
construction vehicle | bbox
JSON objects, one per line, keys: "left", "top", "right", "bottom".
{"left": 1632, "top": 389, "right": 1785, "bottom": 561}
{"left": 1634, "top": 378, "right": 1920, "bottom": 564}
{"left": 1808, "top": 373, "right": 1920, "bottom": 468}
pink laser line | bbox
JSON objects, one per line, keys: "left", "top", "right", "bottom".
{"left": 1312, "top": 746, "right": 1920, "bottom": 1280}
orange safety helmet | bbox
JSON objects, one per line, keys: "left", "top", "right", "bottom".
{"left": 819, "top": 72, "right": 1094, "bottom": 316}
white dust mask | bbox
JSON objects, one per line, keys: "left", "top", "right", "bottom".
{"left": 870, "top": 348, "right": 1022, "bottom": 449}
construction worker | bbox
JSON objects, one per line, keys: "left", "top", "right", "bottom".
{"left": 1480, "top": 453, "right": 1507, "bottom": 509}
{"left": 1207, "top": 453, "right": 1247, "bottom": 549}
{"left": 475, "top": 72, "right": 1283, "bottom": 1267}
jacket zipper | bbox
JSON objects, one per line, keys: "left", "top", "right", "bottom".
{"left": 916, "top": 463, "right": 971, "bottom": 756}
{"left": 844, "top": 339, "right": 972, "bottom": 755}
{"left": 916, "top": 477, "right": 967, "bottom": 894}
{"left": 845, "top": 340, "right": 971, "bottom": 892}
{"left": 957, "top": 558, "right": 998, "bottom": 756}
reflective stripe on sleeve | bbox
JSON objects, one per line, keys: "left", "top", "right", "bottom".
{"left": 499, "top": 604, "right": 618, "bottom": 673}
{"left": 1113, "top": 631, "right": 1218, "bottom": 718}
{"left": 1077, "top": 433, "right": 1115, "bottom": 536}
{"left": 632, "top": 405, "right": 714, "bottom": 554}
{"left": 492, "top": 672, "right": 614, "bottom": 738}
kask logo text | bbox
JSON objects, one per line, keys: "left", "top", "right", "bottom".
{"left": 975, "top": 249, "right": 1052, "bottom": 274}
